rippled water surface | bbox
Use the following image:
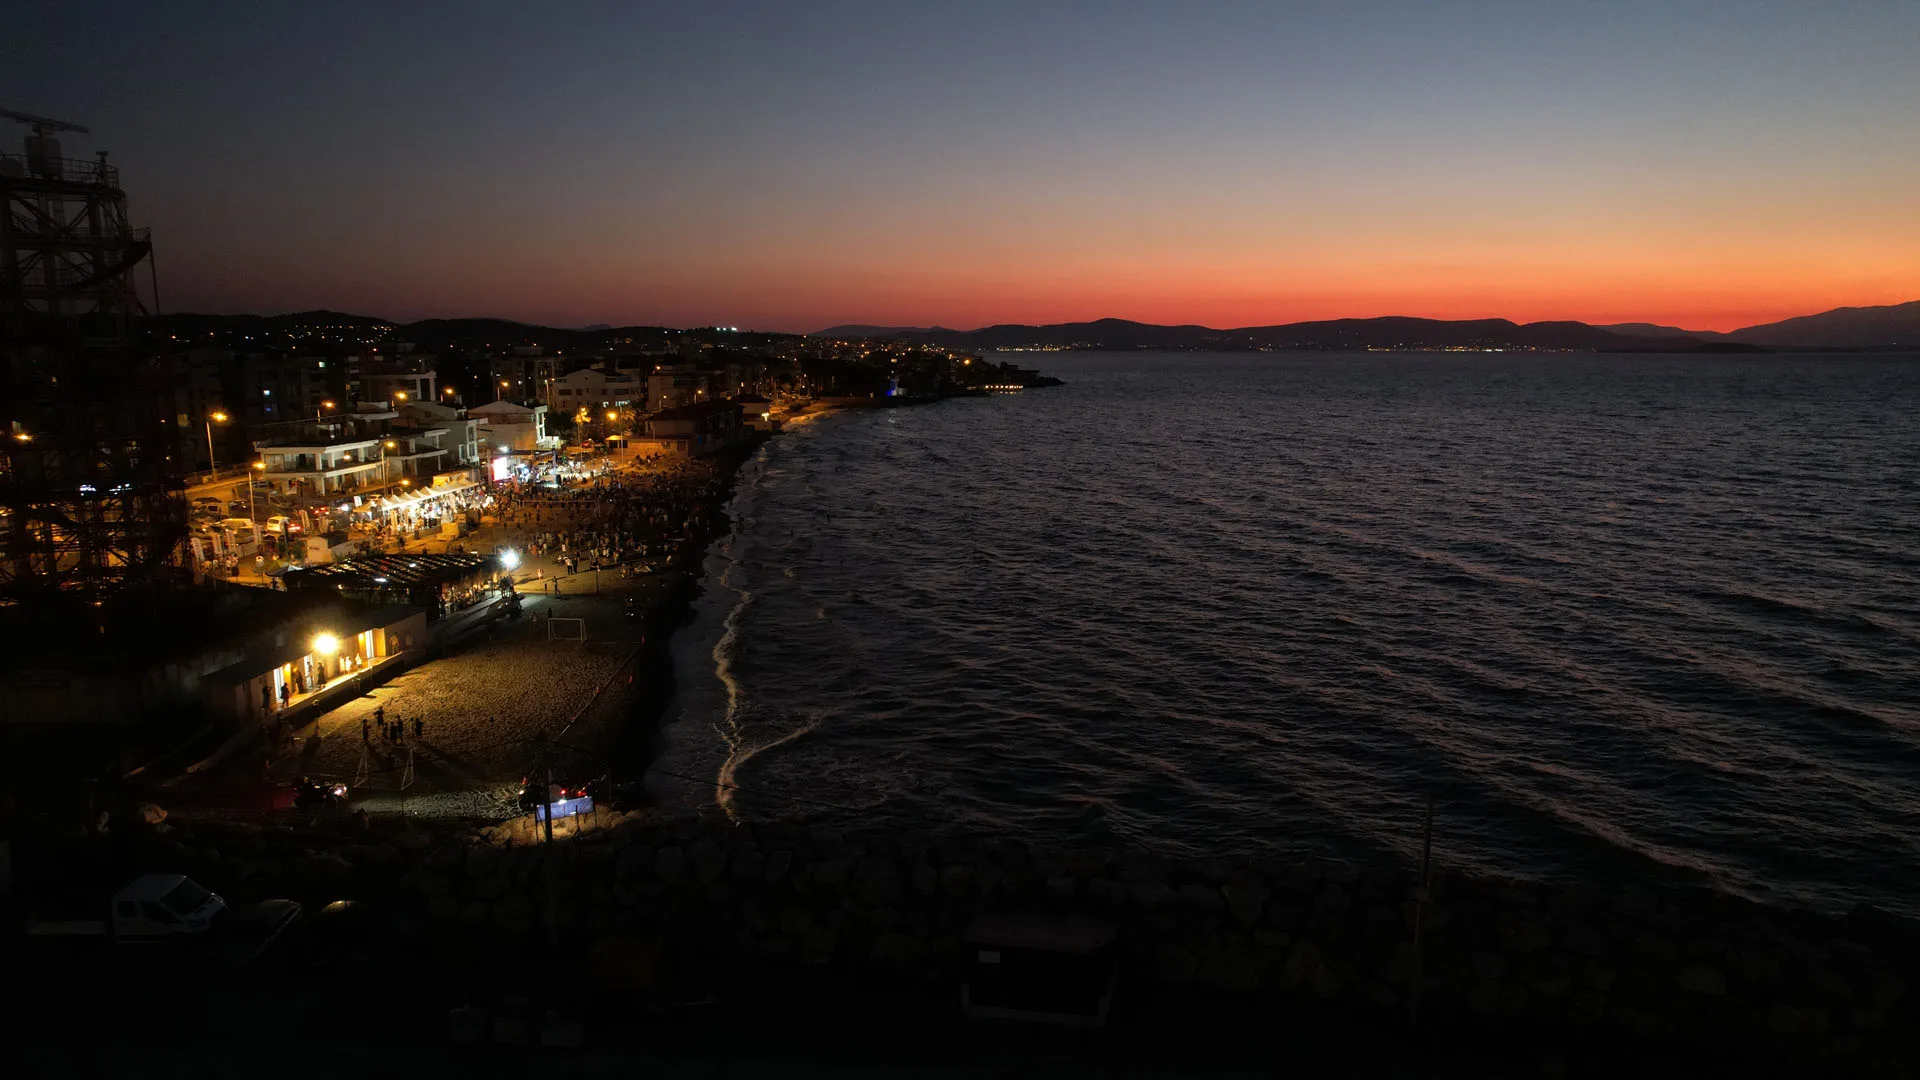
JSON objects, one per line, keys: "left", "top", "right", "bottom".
{"left": 664, "top": 352, "right": 1920, "bottom": 913}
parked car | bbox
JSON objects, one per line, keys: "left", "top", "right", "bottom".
{"left": 295, "top": 900, "right": 372, "bottom": 972}
{"left": 263, "top": 515, "right": 301, "bottom": 535}
{"left": 292, "top": 777, "right": 348, "bottom": 810}
{"left": 516, "top": 775, "right": 590, "bottom": 812}
{"left": 214, "top": 898, "right": 304, "bottom": 971}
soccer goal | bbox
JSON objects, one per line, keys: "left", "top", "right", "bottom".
{"left": 546, "top": 617, "right": 587, "bottom": 643}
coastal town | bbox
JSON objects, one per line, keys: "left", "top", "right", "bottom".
{"left": 7, "top": 313, "right": 1061, "bottom": 828}
{"left": 10, "top": 5, "right": 1920, "bottom": 1067}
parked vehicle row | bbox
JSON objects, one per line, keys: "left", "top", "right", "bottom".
{"left": 20, "top": 873, "right": 375, "bottom": 975}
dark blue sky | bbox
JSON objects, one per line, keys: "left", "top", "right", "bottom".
{"left": 6, "top": 1, "right": 1916, "bottom": 330}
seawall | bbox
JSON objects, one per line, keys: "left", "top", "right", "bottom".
{"left": 121, "top": 809, "right": 1918, "bottom": 1072}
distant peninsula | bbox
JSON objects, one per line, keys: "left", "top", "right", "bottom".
{"left": 816, "top": 300, "right": 1920, "bottom": 354}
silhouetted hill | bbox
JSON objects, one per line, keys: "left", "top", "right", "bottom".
{"left": 814, "top": 324, "right": 962, "bottom": 339}
{"left": 1600, "top": 322, "right": 1725, "bottom": 340}
{"left": 155, "top": 309, "right": 392, "bottom": 334}
{"left": 155, "top": 300, "right": 1920, "bottom": 354}
{"left": 1723, "top": 300, "right": 1920, "bottom": 349}
{"left": 821, "top": 316, "right": 1714, "bottom": 352}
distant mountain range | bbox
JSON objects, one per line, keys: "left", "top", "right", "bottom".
{"left": 817, "top": 301, "right": 1920, "bottom": 352}
{"left": 151, "top": 300, "right": 1920, "bottom": 354}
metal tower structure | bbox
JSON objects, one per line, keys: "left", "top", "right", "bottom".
{"left": 1, "top": 108, "right": 183, "bottom": 606}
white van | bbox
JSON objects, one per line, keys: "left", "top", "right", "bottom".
{"left": 27, "top": 873, "right": 229, "bottom": 942}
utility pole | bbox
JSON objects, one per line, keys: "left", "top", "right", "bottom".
{"left": 1408, "top": 790, "right": 1435, "bottom": 1032}
{"left": 536, "top": 730, "right": 559, "bottom": 950}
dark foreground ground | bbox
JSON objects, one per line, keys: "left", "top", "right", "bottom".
{"left": 10, "top": 936, "right": 1819, "bottom": 1080}
{"left": 11, "top": 809, "right": 1909, "bottom": 1080}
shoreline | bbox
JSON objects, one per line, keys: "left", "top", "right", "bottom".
{"left": 614, "top": 405, "right": 847, "bottom": 799}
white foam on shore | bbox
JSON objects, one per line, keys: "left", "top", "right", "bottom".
{"left": 653, "top": 448, "right": 765, "bottom": 808}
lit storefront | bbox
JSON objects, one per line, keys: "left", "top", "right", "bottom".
{"left": 203, "top": 603, "right": 428, "bottom": 723}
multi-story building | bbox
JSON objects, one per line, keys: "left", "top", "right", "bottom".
{"left": 399, "top": 401, "right": 482, "bottom": 474}
{"left": 468, "top": 399, "right": 556, "bottom": 454}
{"left": 550, "top": 365, "right": 645, "bottom": 411}
{"left": 170, "top": 348, "right": 338, "bottom": 472}
{"left": 349, "top": 352, "right": 437, "bottom": 406}
{"left": 640, "top": 400, "right": 744, "bottom": 457}
{"left": 645, "top": 364, "right": 712, "bottom": 412}
{"left": 256, "top": 437, "right": 391, "bottom": 500}
{"left": 487, "top": 352, "right": 567, "bottom": 407}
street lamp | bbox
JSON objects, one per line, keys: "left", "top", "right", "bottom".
{"left": 250, "top": 461, "right": 265, "bottom": 521}
{"left": 317, "top": 399, "right": 335, "bottom": 426}
{"left": 382, "top": 439, "right": 397, "bottom": 488}
{"left": 205, "top": 410, "right": 229, "bottom": 475}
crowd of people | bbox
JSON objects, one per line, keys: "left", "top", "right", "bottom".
{"left": 489, "top": 460, "right": 727, "bottom": 577}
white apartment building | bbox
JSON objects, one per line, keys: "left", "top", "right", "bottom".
{"left": 468, "top": 400, "right": 557, "bottom": 453}
{"left": 256, "top": 438, "right": 389, "bottom": 498}
{"left": 550, "top": 366, "right": 645, "bottom": 411}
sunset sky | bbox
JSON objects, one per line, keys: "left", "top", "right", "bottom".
{"left": 7, "top": 1, "right": 1918, "bottom": 332}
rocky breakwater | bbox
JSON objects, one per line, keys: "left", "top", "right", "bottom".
{"left": 154, "top": 812, "right": 1916, "bottom": 1070}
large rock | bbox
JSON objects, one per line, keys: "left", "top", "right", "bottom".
{"left": 1468, "top": 978, "right": 1529, "bottom": 1019}
{"left": 811, "top": 856, "right": 853, "bottom": 889}
{"left": 853, "top": 857, "right": 902, "bottom": 904}
{"left": 1631, "top": 929, "right": 1679, "bottom": 965}
{"left": 1678, "top": 964, "right": 1727, "bottom": 996}
{"left": 1222, "top": 875, "right": 1271, "bottom": 930}
{"left": 1280, "top": 940, "right": 1341, "bottom": 999}
{"left": 938, "top": 863, "right": 974, "bottom": 897}
{"left": 1497, "top": 914, "right": 1551, "bottom": 953}
{"left": 615, "top": 845, "right": 653, "bottom": 882}
{"left": 689, "top": 840, "right": 727, "bottom": 883}
{"left": 1086, "top": 878, "right": 1126, "bottom": 910}
{"left": 1131, "top": 881, "right": 1176, "bottom": 911}
{"left": 1196, "top": 950, "right": 1260, "bottom": 992}
{"left": 764, "top": 850, "right": 793, "bottom": 883}
{"left": 1766, "top": 1003, "right": 1828, "bottom": 1036}
{"left": 1179, "top": 883, "right": 1225, "bottom": 915}
{"left": 800, "top": 926, "right": 837, "bottom": 965}
{"left": 729, "top": 848, "right": 764, "bottom": 883}
{"left": 1154, "top": 942, "right": 1199, "bottom": 983}
{"left": 1471, "top": 950, "right": 1508, "bottom": 981}
{"left": 492, "top": 894, "right": 533, "bottom": 934}
{"left": 654, "top": 845, "right": 688, "bottom": 885}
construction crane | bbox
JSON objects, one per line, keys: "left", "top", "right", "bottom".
{"left": 0, "top": 108, "right": 90, "bottom": 135}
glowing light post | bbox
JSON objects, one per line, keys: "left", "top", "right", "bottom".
{"left": 250, "top": 461, "right": 265, "bottom": 522}
{"left": 317, "top": 398, "right": 336, "bottom": 427}
{"left": 205, "top": 410, "right": 228, "bottom": 476}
